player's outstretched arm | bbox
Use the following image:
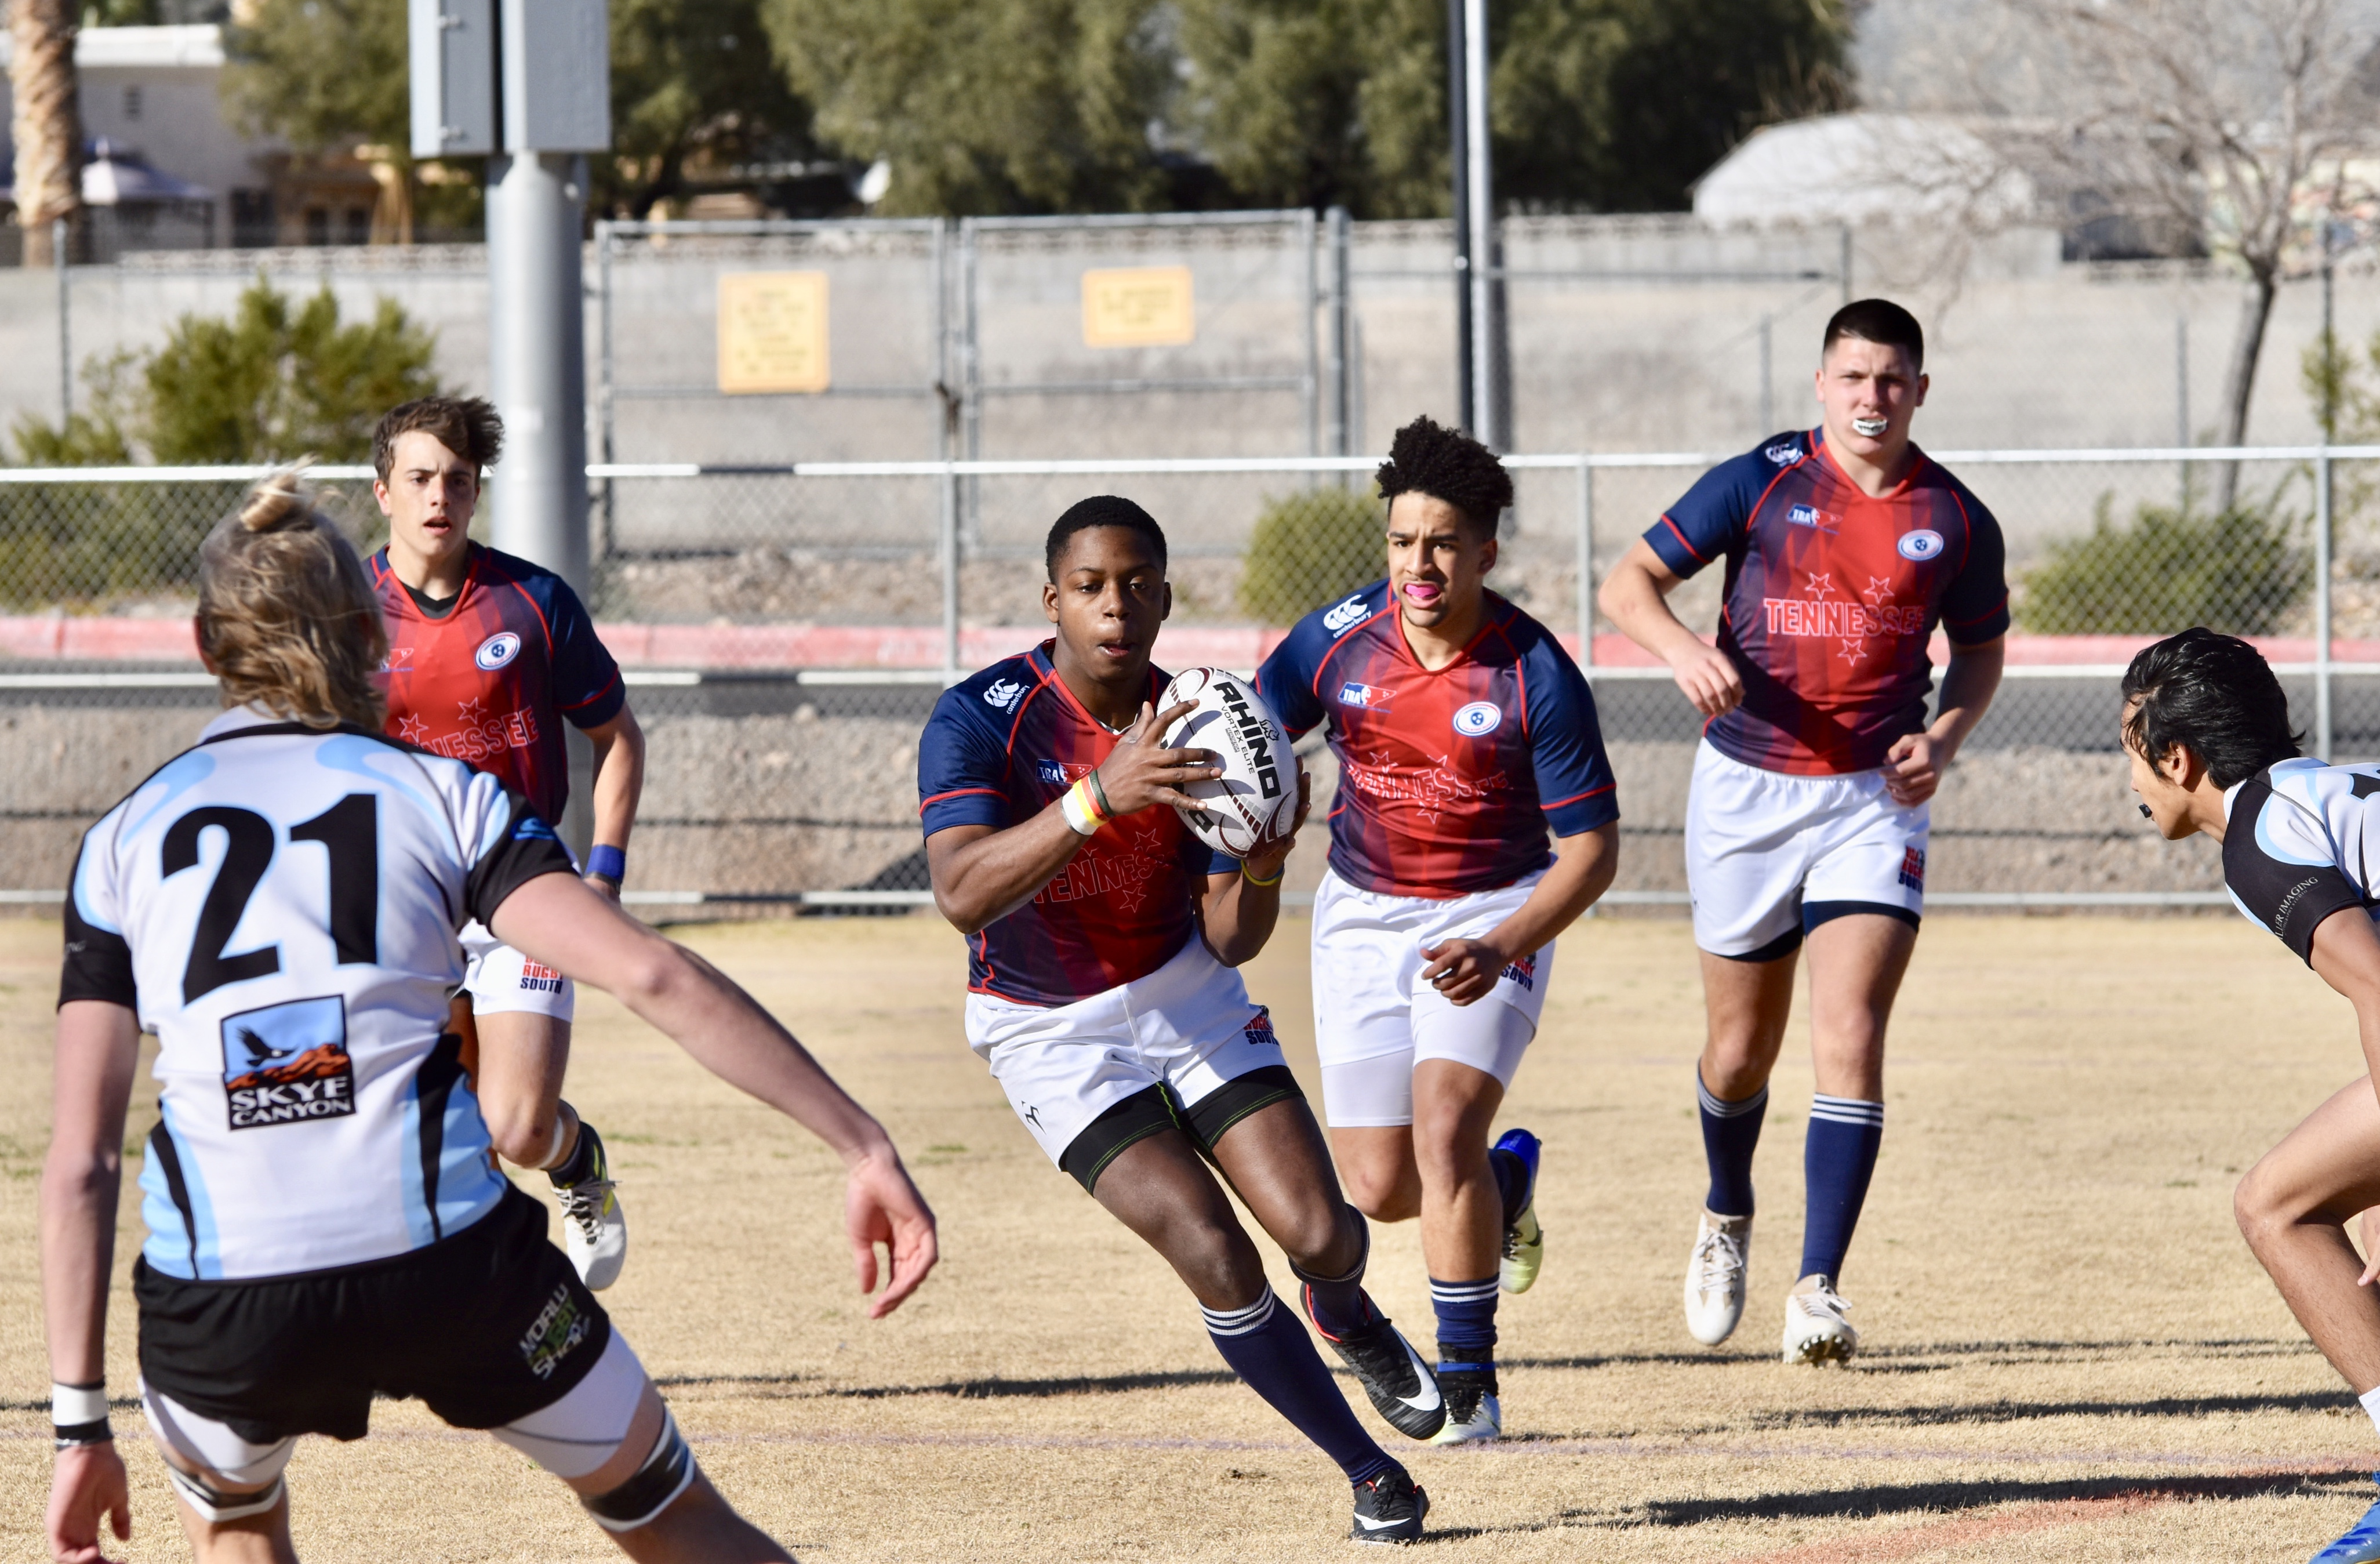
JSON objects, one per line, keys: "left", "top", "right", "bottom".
{"left": 1421, "top": 823, "right": 1620, "bottom": 1005}
{"left": 1597, "top": 540, "right": 1742, "bottom": 718}
{"left": 925, "top": 699, "right": 1220, "bottom": 934}
{"left": 42, "top": 1001, "right": 140, "bottom": 1564}
{"left": 1885, "top": 635, "right": 2005, "bottom": 806}
{"left": 1193, "top": 762, "right": 1311, "bottom": 966}
{"left": 488, "top": 875, "right": 938, "bottom": 1317}
{"left": 580, "top": 704, "right": 646, "bottom": 899}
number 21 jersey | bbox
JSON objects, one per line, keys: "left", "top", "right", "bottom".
{"left": 61, "top": 706, "right": 575, "bottom": 1280}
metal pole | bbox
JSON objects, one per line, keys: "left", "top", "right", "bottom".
{"left": 1463, "top": 0, "right": 1495, "bottom": 447}
{"left": 1575, "top": 458, "right": 1594, "bottom": 669}
{"left": 1839, "top": 224, "right": 1853, "bottom": 305}
{"left": 960, "top": 220, "right": 980, "bottom": 547}
{"left": 54, "top": 217, "right": 70, "bottom": 425}
{"left": 2176, "top": 311, "right": 2190, "bottom": 511}
{"left": 596, "top": 220, "right": 615, "bottom": 563}
{"left": 1758, "top": 314, "right": 1773, "bottom": 436}
{"left": 1325, "top": 205, "right": 1351, "bottom": 464}
{"left": 1447, "top": 0, "right": 1473, "bottom": 433}
{"left": 487, "top": 150, "right": 592, "bottom": 592}
{"left": 936, "top": 219, "right": 958, "bottom": 678}
{"left": 1302, "top": 206, "right": 1320, "bottom": 470}
{"left": 2319, "top": 445, "right": 2335, "bottom": 761}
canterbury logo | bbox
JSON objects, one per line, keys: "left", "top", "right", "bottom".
{"left": 1323, "top": 594, "right": 1369, "bottom": 635}
{"left": 983, "top": 679, "right": 1026, "bottom": 710}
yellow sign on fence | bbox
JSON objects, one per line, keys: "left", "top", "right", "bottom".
{"left": 1081, "top": 266, "right": 1196, "bottom": 348}
{"left": 717, "top": 271, "right": 830, "bottom": 394}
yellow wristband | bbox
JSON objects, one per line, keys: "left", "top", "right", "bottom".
{"left": 1240, "top": 859, "right": 1284, "bottom": 887}
{"left": 1060, "top": 778, "right": 1107, "bottom": 836}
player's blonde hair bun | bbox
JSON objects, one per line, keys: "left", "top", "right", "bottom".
{"left": 197, "top": 467, "right": 387, "bottom": 732}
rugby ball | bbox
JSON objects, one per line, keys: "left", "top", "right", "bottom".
{"left": 1157, "top": 667, "right": 1299, "bottom": 860}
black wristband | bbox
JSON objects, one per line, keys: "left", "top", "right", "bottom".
{"left": 53, "top": 1419, "right": 111, "bottom": 1448}
{"left": 1086, "top": 766, "right": 1115, "bottom": 819}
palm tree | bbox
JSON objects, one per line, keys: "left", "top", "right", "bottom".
{"left": 9, "top": 0, "right": 83, "bottom": 267}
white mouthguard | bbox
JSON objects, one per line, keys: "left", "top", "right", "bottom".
{"left": 1852, "top": 417, "right": 1888, "bottom": 437}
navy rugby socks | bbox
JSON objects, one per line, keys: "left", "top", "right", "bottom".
{"left": 1430, "top": 1276, "right": 1499, "bottom": 1376}
{"left": 1800, "top": 1095, "right": 1885, "bottom": 1283}
{"left": 1696, "top": 1073, "right": 1768, "bottom": 1217}
{"left": 1203, "top": 1287, "right": 1397, "bottom": 1486}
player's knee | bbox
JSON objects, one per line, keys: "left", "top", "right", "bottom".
{"left": 1340, "top": 1161, "right": 1417, "bottom": 1222}
{"left": 2233, "top": 1164, "right": 2295, "bottom": 1249}
{"left": 1171, "top": 1218, "right": 1266, "bottom": 1302}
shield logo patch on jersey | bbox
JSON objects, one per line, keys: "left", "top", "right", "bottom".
{"left": 1453, "top": 701, "right": 1503, "bottom": 737}
{"left": 1898, "top": 529, "right": 1946, "bottom": 561}
{"left": 220, "top": 995, "right": 354, "bottom": 1131}
{"left": 475, "top": 632, "right": 522, "bottom": 670}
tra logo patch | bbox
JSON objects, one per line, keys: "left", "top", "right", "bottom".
{"left": 1035, "top": 758, "right": 1093, "bottom": 788}
{"left": 1452, "top": 701, "right": 1502, "bottom": 737}
{"left": 474, "top": 632, "right": 522, "bottom": 671}
{"left": 1338, "top": 681, "right": 1393, "bottom": 711}
{"left": 220, "top": 995, "right": 355, "bottom": 1131}
{"left": 1764, "top": 442, "right": 1803, "bottom": 466}
{"left": 1322, "top": 594, "right": 1370, "bottom": 635}
{"left": 1898, "top": 847, "right": 1926, "bottom": 891}
{"left": 1898, "top": 529, "right": 1945, "bottom": 561}
{"left": 1787, "top": 503, "right": 1828, "bottom": 528}
{"left": 983, "top": 678, "right": 1027, "bottom": 711}
{"left": 519, "top": 1282, "right": 595, "bottom": 1380}
{"left": 1500, "top": 953, "right": 1537, "bottom": 992}
{"left": 1243, "top": 1007, "right": 1280, "bottom": 1047}
{"left": 519, "top": 960, "right": 564, "bottom": 995}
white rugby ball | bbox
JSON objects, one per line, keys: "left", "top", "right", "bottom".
{"left": 1157, "top": 667, "right": 1298, "bottom": 860}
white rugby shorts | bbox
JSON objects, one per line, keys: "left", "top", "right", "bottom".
{"left": 1685, "top": 738, "right": 1928, "bottom": 961}
{"left": 965, "top": 935, "right": 1287, "bottom": 1166}
{"left": 459, "top": 918, "right": 576, "bottom": 1022}
{"left": 1310, "top": 866, "right": 1553, "bottom": 1127}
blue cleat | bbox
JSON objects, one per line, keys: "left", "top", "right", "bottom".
{"left": 2313, "top": 1480, "right": 2380, "bottom": 1563}
{"left": 1493, "top": 1128, "right": 1542, "bottom": 1294}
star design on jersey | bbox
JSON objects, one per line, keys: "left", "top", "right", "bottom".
{"left": 1129, "top": 822, "right": 1167, "bottom": 859}
{"left": 1861, "top": 576, "right": 1899, "bottom": 607}
{"left": 1837, "top": 636, "right": 1870, "bottom": 666}
{"left": 455, "top": 695, "right": 489, "bottom": 726}
{"left": 395, "top": 713, "right": 431, "bottom": 745}
{"left": 1805, "top": 572, "right": 1837, "bottom": 598}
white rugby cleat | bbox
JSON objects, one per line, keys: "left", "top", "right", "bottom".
{"left": 554, "top": 1124, "right": 628, "bottom": 1291}
{"left": 1684, "top": 1210, "right": 1752, "bottom": 1346}
{"left": 1781, "top": 1274, "right": 1859, "bottom": 1365}
{"left": 1429, "top": 1371, "right": 1501, "bottom": 1445}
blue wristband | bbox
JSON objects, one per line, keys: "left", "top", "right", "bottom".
{"left": 587, "top": 844, "right": 627, "bottom": 883}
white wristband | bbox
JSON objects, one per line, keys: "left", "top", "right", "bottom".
{"left": 52, "top": 1383, "right": 107, "bottom": 1425}
{"left": 1059, "top": 785, "right": 1101, "bottom": 837}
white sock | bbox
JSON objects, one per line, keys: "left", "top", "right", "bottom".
{"left": 2359, "top": 1382, "right": 2380, "bottom": 1439}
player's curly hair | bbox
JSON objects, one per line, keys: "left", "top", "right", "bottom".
{"left": 1374, "top": 415, "right": 1513, "bottom": 536}
{"left": 2121, "top": 627, "right": 2302, "bottom": 788}
{"left": 1046, "top": 495, "right": 1168, "bottom": 580}
{"left": 198, "top": 470, "right": 388, "bottom": 732}
{"left": 373, "top": 395, "right": 504, "bottom": 485}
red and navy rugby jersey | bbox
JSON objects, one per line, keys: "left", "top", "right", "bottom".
{"left": 370, "top": 544, "right": 626, "bottom": 826}
{"left": 918, "top": 643, "right": 1236, "bottom": 1007}
{"left": 1647, "top": 428, "right": 2009, "bottom": 776}
{"left": 1255, "top": 583, "right": 1618, "bottom": 900}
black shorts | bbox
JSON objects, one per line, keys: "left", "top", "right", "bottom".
{"left": 1058, "top": 1063, "right": 1307, "bottom": 1195}
{"left": 136, "top": 1184, "right": 610, "bottom": 1446}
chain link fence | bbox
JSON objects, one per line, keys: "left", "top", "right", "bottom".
{"left": 4, "top": 448, "right": 2375, "bottom": 912}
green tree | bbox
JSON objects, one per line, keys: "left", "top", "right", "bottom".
{"left": 2018, "top": 495, "right": 2310, "bottom": 637}
{"left": 605, "top": 0, "right": 819, "bottom": 217}
{"left": 1239, "top": 487, "right": 1383, "bottom": 623}
{"left": 1173, "top": 0, "right": 1852, "bottom": 217}
{"left": 9, "top": 275, "right": 442, "bottom": 465}
{"left": 767, "top": 0, "right": 1171, "bottom": 215}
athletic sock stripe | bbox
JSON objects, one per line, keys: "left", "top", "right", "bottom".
{"left": 1202, "top": 1287, "right": 1279, "bottom": 1337}
{"left": 1430, "top": 1281, "right": 1500, "bottom": 1301}
{"left": 1809, "top": 1095, "right": 1884, "bottom": 1126}
{"left": 1698, "top": 1079, "right": 1769, "bottom": 1119}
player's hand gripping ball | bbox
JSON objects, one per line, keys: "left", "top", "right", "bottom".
{"left": 1156, "top": 667, "right": 1298, "bottom": 859}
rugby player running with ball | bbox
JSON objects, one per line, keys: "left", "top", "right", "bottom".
{"left": 369, "top": 397, "right": 645, "bottom": 1290}
{"left": 1255, "top": 417, "right": 1620, "bottom": 1443}
{"left": 919, "top": 496, "right": 1434, "bottom": 1544}
{"left": 43, "top": 473, "right": 935, "bottom": 1564}
{"left": 1600, "top": 300, "right": 2008, "bottom": 1365}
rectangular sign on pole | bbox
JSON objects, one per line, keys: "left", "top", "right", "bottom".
{"left": 502, "top": 0, "right": 611, "bottom": 153}
{"left": 408, "top": 0, "right": 496, "bottom": 158}
{"left": 1081, "top": 266, "right": 1196, "bottom": 348}
{"left": 718, "top": 273, "right": 832, "bottom": 394}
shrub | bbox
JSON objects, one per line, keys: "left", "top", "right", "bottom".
{"left": 1238, "top": 486, "right": 1384, "bottom": 624}
{"left": 2019, "top": 494, "right": 2311, "bottom": 637}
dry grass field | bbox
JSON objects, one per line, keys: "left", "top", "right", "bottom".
{"left": 3, "top": 910, "right": 2379, "bottom": 1561}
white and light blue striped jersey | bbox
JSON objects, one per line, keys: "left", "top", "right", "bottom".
{"left": 61, "top": 706, "right": 576, "bottom": 1280}
{"left": 2221, "top": 756, "right": 2380, "bottom": 963}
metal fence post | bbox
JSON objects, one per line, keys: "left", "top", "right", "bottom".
{"left": 1325, "top": 206, "right": 1351, "bottom": 465}
{"left": 936, "top": 219, "right": 960, "bottom": 678}
{"left": 2319, "top": 443, "right": 2335, "bottom": 761}
{"left": 1576, "top": 458, "right": 1594, "bottom": 669}
{"left": 1302, "top": 206, "right": 1320, "bottom": 473}
{"left": 54, "top": 217, "right": 70, "bottom": 425}
{"left": 595, "top": 220, "right": 615, "bottom": 566}
{"left": 960, "top": 219, "right": 980, "bottom": 547}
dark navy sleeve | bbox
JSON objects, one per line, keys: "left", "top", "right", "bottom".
{"left": 463, "top": 790, "right": 581, "bottom": 925}
{"left": 1938, "top": 480, "right": 2012, "bottom": 645}
{"left": 539, "top": 575, "right": 627, "bottom": 730}
{"left": 919, "top": 687, "right": 1013, "bottom": 835}
{"left": 1522, "top": 634, "right": 1620, "bottom": 836}
{"left": 58, "top": 842, "right": 135, "bottom": 1010}
{"left": 2222, "top": 775, "right": 2366, "bottom": 964}
{"left": 1254, "top": 584, "right": 1386, "bottom": 739}
{"left": 1647, "top": 440, "right": 1790, "bottom": 579}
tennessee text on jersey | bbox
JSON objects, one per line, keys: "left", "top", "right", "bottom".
{"left": 1254, "top": 581, "right": 1619, "bottom": 899}
{"left": 1648, "top": 427, "right": 2011, "bottom": 776}
{"left": 918, "top": 644, "right": 1237, "bottom": 1007}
